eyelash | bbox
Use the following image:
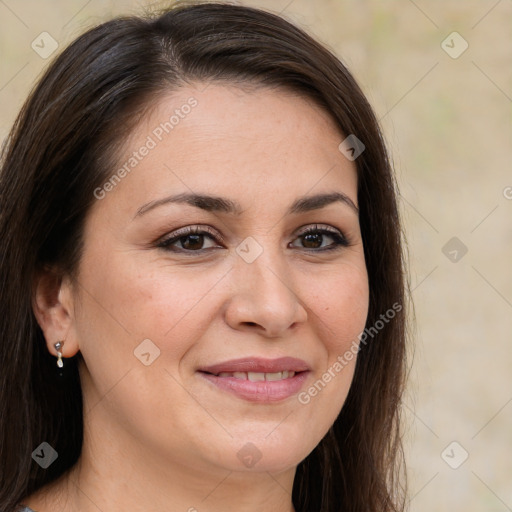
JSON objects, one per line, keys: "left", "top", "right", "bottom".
{"left": 156, "top": 224, "right": 350, "bottom": 254}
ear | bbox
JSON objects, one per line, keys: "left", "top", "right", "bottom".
{"left": 32, "top": 265, "right": 80, "bottom": 361}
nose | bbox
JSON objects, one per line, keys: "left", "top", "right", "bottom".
{"left": 224, "top": 252, "right": 308, "bottom": 338}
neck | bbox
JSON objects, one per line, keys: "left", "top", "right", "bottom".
{"left": 26, "top": 405, "right": 297, "bottom": 512}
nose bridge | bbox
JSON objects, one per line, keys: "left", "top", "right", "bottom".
{"left": 226, "top": 236, "right": 307, "bottom": 335}
{"left": 236, "top": 235, "right": 292, "bottom": 297}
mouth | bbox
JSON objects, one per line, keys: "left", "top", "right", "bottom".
{"left": 203, "top": 370, "right": 298, "bottom": 381}
{"left": 197, "top": 357, "right": 310, "bottom": 402}
{"left": 198, "top": 356, "right": 310, "bottom": 375}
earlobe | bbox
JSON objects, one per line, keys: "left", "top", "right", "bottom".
{"left": 32, "top": 266, "right": 80, "bottom": 360}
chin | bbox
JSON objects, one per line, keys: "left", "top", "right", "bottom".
{"left": 212, "top": 433, "right": 317, "bottom": 474}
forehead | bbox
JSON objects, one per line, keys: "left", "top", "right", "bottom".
{"left": 90, "top": 83, "right": 358, "bottom": 221}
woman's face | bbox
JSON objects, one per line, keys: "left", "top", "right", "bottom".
{"left": 71, "top": 83, "right": 369, "bottom": 477}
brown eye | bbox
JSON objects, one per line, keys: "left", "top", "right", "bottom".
{"left": 180, "top": 234, "right": 206, "bottom": 250}
{"left": 291, "top": 225, "right": 349, "bottom": 251}
{"left": 157, "top": 226, "right": 223, "bottom": 253}
{"left": 301, "top": 232, "right": 324, "bottom": 249}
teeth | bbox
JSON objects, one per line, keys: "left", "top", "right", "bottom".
{"left": 265, "top": 371, "right": 284, "bottom": 381}
{"left": 216, "top": 371, "right": 296, "bottom": 381}
{"left": 247, "top": 372, "right": 266, "bottom": 382}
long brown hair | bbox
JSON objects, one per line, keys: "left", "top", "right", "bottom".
{"left": 0, "top": 2, "right": 409, "bottom": 510}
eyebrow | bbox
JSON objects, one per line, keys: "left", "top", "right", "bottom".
{"left": 134, "top": 191, "right": 358, "bottom": 219}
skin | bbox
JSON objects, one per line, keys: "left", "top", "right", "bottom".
{"left": 29, "top": 83, "right": 369, "bottom": 512}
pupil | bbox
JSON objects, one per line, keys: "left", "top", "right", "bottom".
{"left": 303, "top": 233, "right": 322, "bottom": 248}
{"left": 183, "top": 234, "right": 203, "bottom": 250}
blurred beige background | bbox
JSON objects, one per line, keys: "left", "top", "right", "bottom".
{"left": 1, "top": 0, "right": 511, "bottom": 509}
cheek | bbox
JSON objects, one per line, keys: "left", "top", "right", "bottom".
{"left": 79, "top": 250, "right": 228, "bottom": 363}
{"left": 310, "top": 262, "right": 369, "bottom": 355}
{"left": 127, "top": 267, "right": 228, "bottom": 337}
{"left": 293, "top": 263, "right": 368, "bottom": 446}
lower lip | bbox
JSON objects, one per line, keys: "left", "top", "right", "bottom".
{"left": 198, "top": 371, "right": 309, "bottom": 402}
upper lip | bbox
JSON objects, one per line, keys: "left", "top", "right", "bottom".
{"left": 199, "top": 357, "right": 310, "bottom": 375}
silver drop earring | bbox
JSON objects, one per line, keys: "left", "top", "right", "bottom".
{"left": 54, "top": 341, "right": 64, "bottom": 368}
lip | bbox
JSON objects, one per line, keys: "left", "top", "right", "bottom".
{"left": 199, "top": 371, "right": 309, "bottom": 402}
{"left": 198, "top": 357, "right": 310, "bottom": 374}
{"left": 197, "top": 357, "right": 311, "bottom": 403}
